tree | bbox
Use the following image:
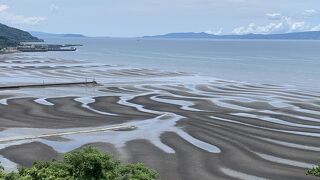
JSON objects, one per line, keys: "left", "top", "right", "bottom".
{"left": 0, "top": 147, "right": 158, "bottom": 180}
{"left": 307, "top": 165, "right": 320, "bottom": 177}
{"left": 0, "top": 36, "right": 16, "bottom": 50}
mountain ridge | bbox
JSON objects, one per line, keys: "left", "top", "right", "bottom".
{"left": 0, "top": 23, "right": 42, "bottom": 43}
{"left": 0, "top": 23, "right": 42, "bottom": 49}
{"left": 143, "top": 31, "right": 320, "bottom": 40}
{"left": 29, "top": 31, "right": 87, "bottom": 38}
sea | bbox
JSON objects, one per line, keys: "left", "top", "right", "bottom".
{"left": 39, "top": 38, "right": 320, "bottom": 91}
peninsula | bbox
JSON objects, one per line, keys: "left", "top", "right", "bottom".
{"left": 0, "top": 23, "right": 81, "bottom": 53}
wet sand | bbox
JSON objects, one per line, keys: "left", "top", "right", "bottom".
{"left": 0, "top": 53, "right": 319, "bottom": 180}
{"left": 0, "top": 142, "right": 61, "bottom": 167}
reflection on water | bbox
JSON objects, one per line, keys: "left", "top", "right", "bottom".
{"left": 0, "top": 44, "right": 319, "bottom": 179}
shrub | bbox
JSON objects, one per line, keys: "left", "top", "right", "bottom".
{"left": 0, "top": 147, "right": 158, "bottom": 180}
{"left": 307, "top": 165, "right": 320, "bottom": 177}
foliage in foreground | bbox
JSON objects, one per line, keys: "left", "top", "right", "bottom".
{"left": 307, "top": 165, "right": 320, "bottom": 177}
{"left": 0, "top": 147, "right": 158, "bottom": 180}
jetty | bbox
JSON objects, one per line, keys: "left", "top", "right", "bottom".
{"left": 0, "top": 80, "right": 98, "bottom": 90}
{"left": 17, "top": 44, "right": 82, "bottom": 52}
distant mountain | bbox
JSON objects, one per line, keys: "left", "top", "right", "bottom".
{"left": 144, "top": 31, "right": 320, "bottom": 40}
{"left": 0, "top": 23, "right": 42, "bottom": 43}
{"left": 30, "top": 31, "right": 87, "bottom": 38}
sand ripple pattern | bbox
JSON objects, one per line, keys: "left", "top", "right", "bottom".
{"left": 0, "top": 54, "right": 319, "bottom": 180}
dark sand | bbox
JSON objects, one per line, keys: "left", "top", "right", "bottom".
{"left": 0, "top": 96, "right": 156, "bottom": 129}
{"left": 0, "top": 142, "right": 61, "bottom": 167}
{"left": 0, "top": 61, "right": 319, "bottom": 180}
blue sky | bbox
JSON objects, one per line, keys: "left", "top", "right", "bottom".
{"left": 0, "top": 0, "right": 319, "bottom": 37}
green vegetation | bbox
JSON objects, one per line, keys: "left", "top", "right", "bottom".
{"left": 0, "top": 23, "right": 42, "bottom": 43}
{"left": 0, "top": 23, "right": 42, "bottom": 50}
{"left": 0, "top": 147, "right": 158, "bottom": 180}
{"left": 0, "top": 36, "right": 18, "bottom": 50}
{"left": 307, "top": 165, "right": 320, "bottom": 177}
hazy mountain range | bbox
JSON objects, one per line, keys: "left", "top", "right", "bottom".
{"left": 1, "top": 20, "right": 320, "bottom": 47}
{"left": 29, "top": 31, "right": 87, "bottom": 38}
{"left": 144, "top": 31, "right": 320, "bottom": 40}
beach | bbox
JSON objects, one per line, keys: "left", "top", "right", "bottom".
{"left": 0, "top": 40, "right": 319, "bottom": 179}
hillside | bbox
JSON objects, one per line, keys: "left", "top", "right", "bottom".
{"left": 0, "top": 36, "right": 17, "bottom": 48}
{"left": 0, "top": 23, "right": 42, "bottom": 43}
{"left": 144, "top": 31, "right": 320, "bottom": 40}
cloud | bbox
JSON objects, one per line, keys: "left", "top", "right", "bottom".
{"left": 232, "top": 17, "right": 307, "bottom": 34}
{"left": 0, "top": 4, "right": 47, "bottom": 25}
{"left": 50, "top": 4, "right": 59, "bottom": 14}
{"left": 1, "top": 13, "right": 47, "bottom": 25}
{"left": 311, "top": 24, "right": 320, "bottom": 31}
{"left": 205, "top": 28, "right": 223, "bottom": 35}
{"left": 266, "top": 13, "right": 282, "bottom": 20}
{"left": 0, "top": 4, "right": 9, "bottom": 12}
{"left": 234, "top": 9, "right": 320, "bottom": 35}
{"left": 303, "top": 9, "right": 318, "bottom": 17}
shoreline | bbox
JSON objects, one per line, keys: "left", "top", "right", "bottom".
{"left": 0, "top": 50, "right": 319, "bottom": 179}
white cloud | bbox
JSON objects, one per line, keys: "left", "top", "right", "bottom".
{"left": 0, "top": 4, "right": 47, "bottom": 25}
{"left": 233, "top": 16, "right": 308, "bottom": 34}
{"left": 50, "top": 4, "right": 59, "bottom": 14}
{"left": 205, "top": 28, "right": 223, "bottom": 35}
{"left": 1, "top": 13, "right": 47, "bottom": 25}
{"left": 0, "top": 4, "right": 9, "bottom": 12}
{"left": 311, "top": 24, "right": 320, "bottom": 31}
{"left": 266, "top": 13, "right": 282, "bottom": 20}
{"left": 303, "top": 9, "right": 318, "bottom": 17}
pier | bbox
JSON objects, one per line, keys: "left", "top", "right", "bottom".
{"left": 0, "top": 81, "right": 98, "bottom": 90}
{"left": 17, "top": 44, "right": 82, "bottom": 52}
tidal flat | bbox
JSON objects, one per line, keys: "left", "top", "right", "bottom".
{"left": 0, "top": 51, "right": 319, "bottom": 180}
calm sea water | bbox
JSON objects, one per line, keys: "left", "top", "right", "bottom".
{"left": 42, "top": 38, "right": 320, "bottom": 91}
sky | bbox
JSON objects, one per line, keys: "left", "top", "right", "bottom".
{"left": 0, "top": 0, "right": 319, "bottom": 37}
